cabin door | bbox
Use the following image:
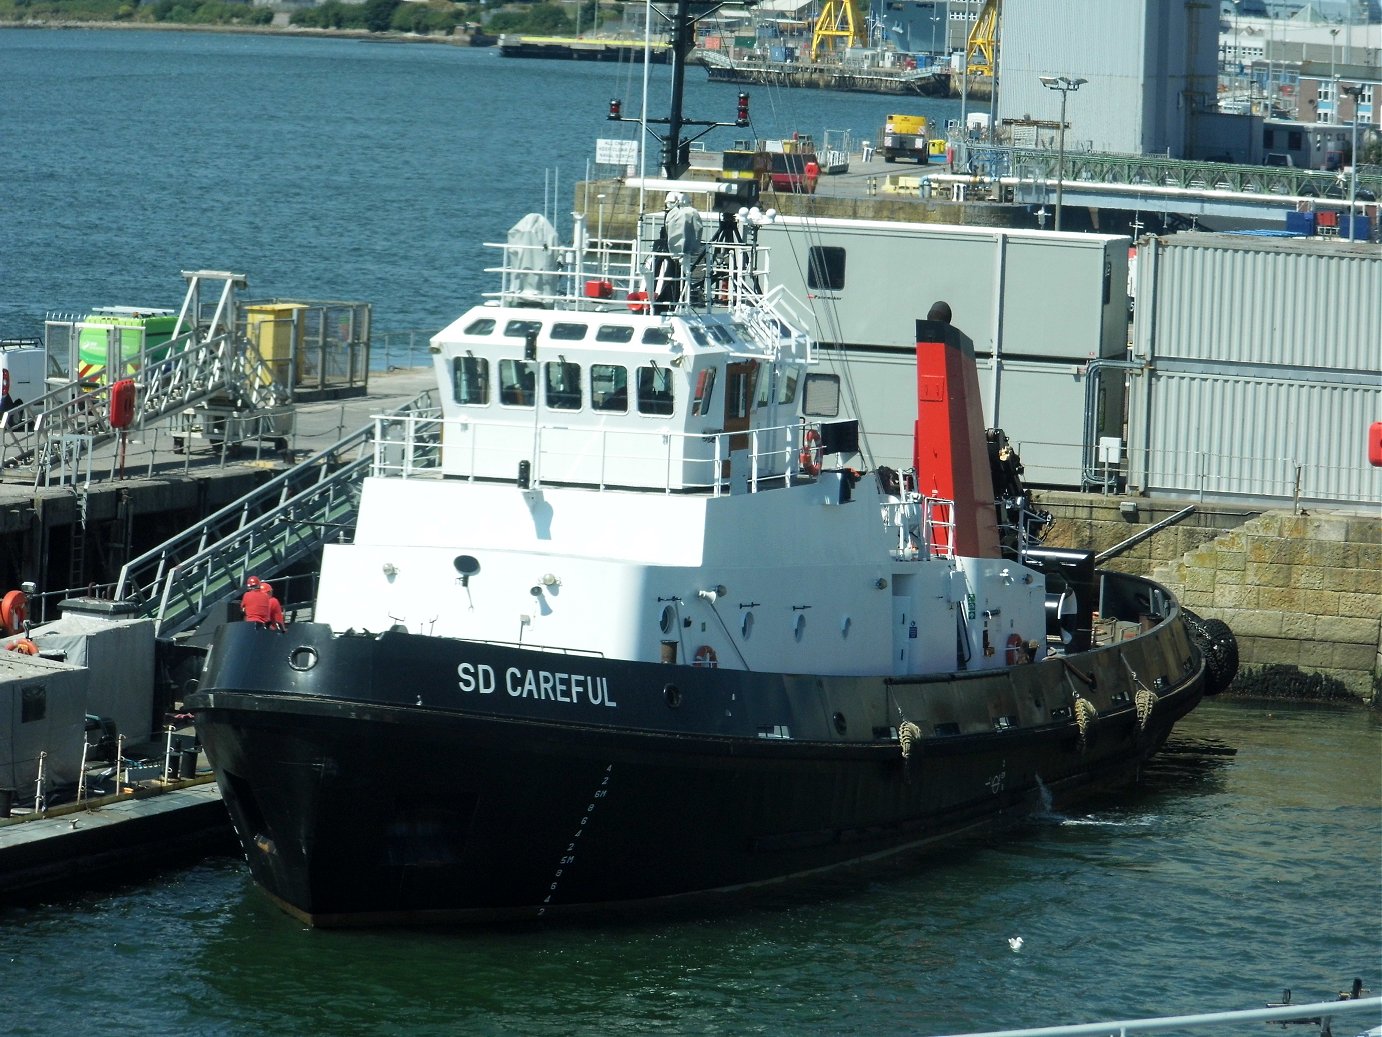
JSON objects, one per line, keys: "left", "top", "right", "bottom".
{"left": 722, "top": 361, "right": 758, "bottom": 488}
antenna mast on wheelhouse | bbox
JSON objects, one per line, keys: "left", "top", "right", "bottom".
{"left": 608, "top": 0, "right": 757, "bottom": 179}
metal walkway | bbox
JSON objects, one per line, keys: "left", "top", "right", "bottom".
{"left": 109, "top": 382, "right": 439, "bottom": 641}
{"left": 1, "top": 271, "right": 293, "bottom": 487}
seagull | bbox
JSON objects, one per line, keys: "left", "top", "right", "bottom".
{"left": 1008, "top": 936, "right": 1024, "bottom": 952}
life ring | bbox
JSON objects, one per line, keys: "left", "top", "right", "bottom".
{"left": 692, "top": 644, "right": 718, "bottom": 668}
{"left": 0, "top": 589, "right": 27, "bottom": 635}
{"left": 1005, "top": 633, "right": 1025, "bottom": 665}
{"left": 627, "top": 290, "right": 650, "bottom": 314}
{"left": 798, "top": 429, "right": 822, "bottom": 476}
{"left": 6, "top": 638, "right": 37, "bottom": 655}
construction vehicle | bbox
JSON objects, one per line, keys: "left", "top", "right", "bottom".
{"left": 881, "top": 115, "right": 930, "bottom": 164}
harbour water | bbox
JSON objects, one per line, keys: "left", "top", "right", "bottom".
{"left": 4, "top": 699, "right": 1379, "bottom": 1035}
{"left": 1, "top": 29, "right": 1378, "bottom": 1037}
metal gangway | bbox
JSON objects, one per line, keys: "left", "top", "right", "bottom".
{"left": 0, "top": 271, "right": 293, "bottom": 485}
{"left": 112, "top": 386, "right": 439, "bottom": 641}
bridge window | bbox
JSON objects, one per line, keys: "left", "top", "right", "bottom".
{"left": 551, "top": 323, "right": 588, "bottom": 341}
{"left": 498, "top": 359, "right": 537, "bottom": 407}
{"left": 462, "top": 318, "right": 496, "bottom": 336}
{"left": 503, "top": 320, "right": 543, "bottom": 339}
{"left": 691, "top": 367, "right": 717, "bottom": 416}
{"left": 806, "top": 246, "right": 847, "bottom": 292}
{"left": 596, "top": 325, "right": 634, "bottom": 343}
{"left": 451, "top": 355, "right": 489, "bottom": 406}
{"left": 727, "top": 366, "right": 755, "bottom": 420}
{"left": 544, "top": 360, "right": 582, "bottom": 410}
{"left": 642, "top": 327, "right": 672, "bottom": 345}
{"left": 778, "top": 368, "right": 800, "bottom": 405}
{"left": 637, "top": 365, "right": 675, "bottom": 416}
{"left": 592, "top": 364, "right": 628, "bottom": 412}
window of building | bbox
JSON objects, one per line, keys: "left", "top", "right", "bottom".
{"left": 544, "top": 360, "right": 582, "bottom": 410}
{"left": 806, "top": 246, "right": 846, "bottom": 292}
{"left": 592, "top": 364, "right": 628, "bottom": 412}
{"left": 451, "top": 355, "right": 489, "bottom": 405}
{"left": 803, "top": 372, "right": 841, "bottom": 417}
{"left": 21, "top": 685, "right": 45, "bottom": 723}
{"left": 637, "top": 365, "right": 675, "bottom": 415}
{"left": 498, "top": 359, "right": 537, "bottom": 407}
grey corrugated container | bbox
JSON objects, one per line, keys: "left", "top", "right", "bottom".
{"left": 1128, "top": 233, "right": 1382, "bottom": 504}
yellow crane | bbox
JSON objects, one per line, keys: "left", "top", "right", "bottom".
{"left": 810, "top": 0, "right": 866, "bottom": 62}
{"left": 966, "top": 0, "right": 999, "bottom": 78}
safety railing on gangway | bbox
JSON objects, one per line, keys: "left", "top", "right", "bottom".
{"left": 114, "top": 388, "right": 438, "bottom": 640}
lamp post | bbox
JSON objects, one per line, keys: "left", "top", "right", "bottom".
{"left": 1040, "top": 75, "right": 1087, "bottom": 232}
{"left": 1340, "top": 83, "right": 1362, "bottom": 241}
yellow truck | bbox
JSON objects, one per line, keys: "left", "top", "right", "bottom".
{"left": 881, "top": 114, "right": 929, "bottom": 164}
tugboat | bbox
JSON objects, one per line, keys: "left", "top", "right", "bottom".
{"left": 187, "top": 2, "right": 1230, "bottom": 928}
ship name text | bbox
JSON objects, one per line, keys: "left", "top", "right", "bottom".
{"left": 457, "top": 662, "right": 618, "bottom": 708}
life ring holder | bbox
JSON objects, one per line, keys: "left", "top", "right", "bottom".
{"left": 0, "top": 589, "right": 27, "bottom": 635}
{"left": 691, "top": 644, "right": 718, "bottom": 668}
{"left": 1005, "top": 633, "right": 1025, "bottom": 665}
{"left": 799, "top": 429, "right": 822, "bottom": 477}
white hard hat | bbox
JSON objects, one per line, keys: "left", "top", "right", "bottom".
{"left": 665, "top": 190, "right": 686, "bottom": 209}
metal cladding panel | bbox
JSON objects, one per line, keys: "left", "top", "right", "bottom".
{"left": 1136, "top": 234, "right": 1382, "bottom": 370}
{"left": 975, "top": 358, "right": 1125, "bottom": 488}
{"left": 1002, "top": 238, "right": 1127, "bottom": 360}
{"left": 1127, "top": 370, "right": 1382, "bottom": 504}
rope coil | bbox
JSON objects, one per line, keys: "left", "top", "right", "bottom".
{"left": 898, "top": 720, "right": 923, "bottom": 758}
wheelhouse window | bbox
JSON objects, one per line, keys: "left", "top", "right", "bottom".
{"left": 806, "top": 246, "right": 846, "bottom": 292}
{"left": 596, "top": 325, "right": 634, "bottom": 343}
{"left": 451, "top": 355, "right": 489, "bottom": 406}
{"left": 503, "top": 320, "right": 543, "bottom": 339}
{"left": 550, "top": 323, "right": 588, "bottom": 341}
{"left": 727, "top": 366, "right": 755, "bottom": 420}
{"left": 641, "top": 327, "right": 672, "bottom": 345}
{"left": 544, "top": 360, "right": 582, "bottom": 410}
{"left": 690, "top": 367, "right": 717, "bottom": 416}
{"left": 462, "top": 318, "right": 496, "bottom": 335}
{"left": 592, "top": 364, "right": 628, "bottom": 412}
{"left": 778, "top": 368, "right": 800, "bottom": 405}
{"left": 637, "top": 365, "right": 675, "bottom": 415}
{"left": 498, "top": 359, "right": 537, "bottom": 407}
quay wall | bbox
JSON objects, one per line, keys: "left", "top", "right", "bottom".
{"left": 1041, "top": 491, "right": 1381, "bottom": 703}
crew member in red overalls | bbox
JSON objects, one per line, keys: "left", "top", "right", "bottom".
{"left": 241, "top": 576, "right": 273, "bottom": 627}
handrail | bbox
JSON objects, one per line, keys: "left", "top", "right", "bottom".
{"left": 933, "top": 995, "right": 1381, "bottom": 1037}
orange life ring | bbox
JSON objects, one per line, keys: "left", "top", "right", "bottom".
{"left": 6, "top": 638, "right": 37, "bottom": 655}
{"left": 627, "top": 290, "right": 650, "bottom": 314}
{"left": 798, "top": 429, "right": 822, "bottom": 476}
{"left": 1005, "top": 633, "right": 1025, "bottom": 665}
{"left": 0, "top": 589, "right": 27, "bottom": 635}
{"left": 692, "top": 644, "right": 718, "bottom": 668}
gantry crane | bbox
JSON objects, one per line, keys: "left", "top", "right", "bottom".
{"left": 810, "top": 0, "right": 867, "bottom": 62}
{"left": 966, "top": 0, "right": 999, "bottom": 77}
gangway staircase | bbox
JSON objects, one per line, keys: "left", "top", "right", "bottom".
{"left": 2, "top": 271, "right": 292, "bottom": 485}
{"left": 113, "top": 387, "right": 439, "bottom": 641}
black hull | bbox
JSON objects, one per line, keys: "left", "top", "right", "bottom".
{"left": 190, "top": 596, "right": 1204, "bottom": 926}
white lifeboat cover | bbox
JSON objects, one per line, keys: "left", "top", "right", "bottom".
{"left": 505, "top": 213, "right": 560, "bottom": 300}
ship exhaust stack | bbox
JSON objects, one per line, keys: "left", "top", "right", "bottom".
{"left": 912, "top": 318, "right": 1001, "bottom": 558}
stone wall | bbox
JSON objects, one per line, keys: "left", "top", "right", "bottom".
{"left": 1039, "top": 492, "right": 1382, "bottom": 702}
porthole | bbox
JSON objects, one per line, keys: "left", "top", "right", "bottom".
{"left": 793, "top": 613, "right": 806, "bottom": 642}
{"left": 741, "top": 611, "right": 755, "bottom": 639}
{"left": 664, "top": 684, "right": 682, "bottom": 708}
{"left": 659, "top": 605, "right": 676, "bottom": 635}
{"left": 288, "top": 646, "right": 319, "bottom": 672}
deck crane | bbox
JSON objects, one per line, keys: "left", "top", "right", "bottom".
{"left": 810, "top": 0, "right": 866, "bottom": 61}
{"left": 966, "top": 0, "right": 999, "bottom": 77}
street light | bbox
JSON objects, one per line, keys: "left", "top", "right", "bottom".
{"left": 1340, "top": 83, "right": 1363, "bottom": 241}
{"left": 1040, "top": 75, "right": 1087, "bottom": 232}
